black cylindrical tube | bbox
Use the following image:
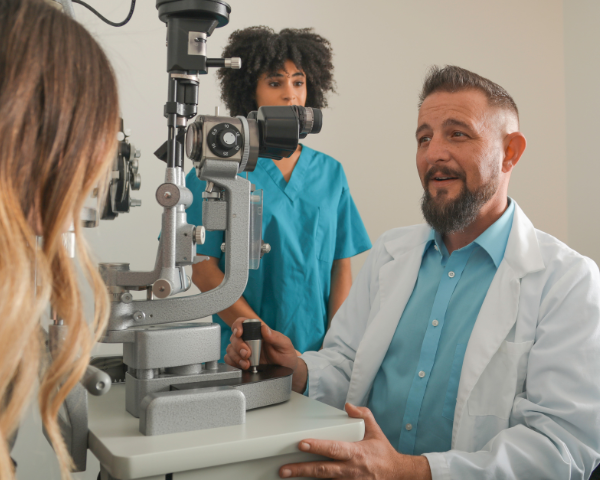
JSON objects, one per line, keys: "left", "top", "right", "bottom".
{"left": 206, "top": 58, "right": 226, "bottom": 68}
{"left": 175, "top": 126, "right": 185, "bottom": 169}
{"left": 166, "top": 77, "right": 178, "bottom": 168}
{"left": 311, "top": 108, "right": 323, "bottom": 134}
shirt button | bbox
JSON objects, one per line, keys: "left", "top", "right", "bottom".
{"left": 432, "top": 320, "right": 439, "bottom": 327}
{"left": 448, "top": 271, "right": 455, "bottom": 278}
{"left": 405, "top": 423, "right": 413, "bottom": 431}
{"left": 418, "top": 371, "right": 426, "bottom": 378}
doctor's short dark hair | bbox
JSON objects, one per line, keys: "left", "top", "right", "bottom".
{"left": 217, "top": 26, "right": 336, "bottom": 117}
{"left": 419, "top": 65, "right": 519, "bottom": 120}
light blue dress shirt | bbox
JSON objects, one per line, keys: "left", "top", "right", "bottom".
{"left": 186, "top": 145, "right": 372, "bottom": 359}
{"left": 368, "top": 199, "right": 515, "bottom": 455}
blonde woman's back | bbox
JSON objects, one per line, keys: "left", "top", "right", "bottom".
{"left": 0, "top": 0, "right": 120, "bottom": 477}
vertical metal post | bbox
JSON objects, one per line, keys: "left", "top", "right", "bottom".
{"left": 166, "top": 77, "right": 178, "bottom": 169}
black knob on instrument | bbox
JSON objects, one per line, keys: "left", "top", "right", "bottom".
{"left": 242, "top": 319, "right": 262, "bottom": 373}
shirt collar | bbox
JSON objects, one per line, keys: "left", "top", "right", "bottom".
{"left": 423, "top": 229, "right": 452, "bottom": 262}
{"left": 474, "top": 198, "right": 515, "bottom": 267}
{"left": 423, "top": 198, "right": 515, "bottom": 267}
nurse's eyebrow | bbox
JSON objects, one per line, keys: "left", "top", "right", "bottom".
{"left": 266, "top": 71, "right": 305, "bottom": 79}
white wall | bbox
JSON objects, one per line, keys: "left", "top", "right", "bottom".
{"left": 564, "top": 0, "right": 600, "bottom": 265}
{"left": 13, "top": 1, "right": 595, "bottom": 478}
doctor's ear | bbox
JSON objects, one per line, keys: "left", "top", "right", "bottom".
{"left": 502, "top": 132, "right": 526, "bottom": 173}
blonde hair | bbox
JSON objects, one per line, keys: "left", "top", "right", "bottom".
{"left": 0, "top": 0, "right": 119, "bottom": 478}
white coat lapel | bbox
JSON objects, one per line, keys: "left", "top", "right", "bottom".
{"left": 347, "top": 226, "right": 430, "bottom": 406}
{"left": 451, "top": 263, "right": 520, "bottom": 446}
{"left": 451, "top": 202, "right": 545, "bottom": 447}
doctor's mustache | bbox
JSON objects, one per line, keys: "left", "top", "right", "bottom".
{"left": 424, "top": 166, "right": 466, "bottom": 184}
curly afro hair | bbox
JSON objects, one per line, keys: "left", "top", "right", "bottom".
{"left": 217, "top": 26, "right": 336, "bottom": 117}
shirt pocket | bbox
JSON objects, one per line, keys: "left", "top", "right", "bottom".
{"left": 315, "top": 205, "right": 336, "bottom": 263}
{"left": 442, "top": 343, "right": 468, "bottom": 421}
{"left": 276, "top": 264, "right": 326, "bottom": 352}
{"left": 467, "top": 339, "right": 533, "bottom": 419}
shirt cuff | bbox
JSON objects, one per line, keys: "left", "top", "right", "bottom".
{"left": 422, "top": 452, "right": 451, "bottom": 480}
{"left": 303, "top": 372, "right": 309, "bottom": 396}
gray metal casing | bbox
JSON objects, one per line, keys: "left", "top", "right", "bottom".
{"left": 202, "top": 200, "right": 227, "bottom": 231}
{"left": 122, "top": 322, "right": 220, "bottom": 370}
{"left": 235, "top": 374, "right": 292, "bottom": 410}
{"left": 126, "top": 364, "right": 241, "bottom": 418}
{"left": 139, "top": 387, "right": 246, "bottom": 436}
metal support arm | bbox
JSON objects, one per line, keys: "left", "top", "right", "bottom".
{"left": 103, "top": 160, "right": 250, "bottom": 338}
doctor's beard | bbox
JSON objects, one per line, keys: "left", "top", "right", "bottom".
{"left": 420, "top": 167, "right": 500, "bottom": 235}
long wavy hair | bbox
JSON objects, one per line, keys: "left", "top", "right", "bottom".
{"left": 0, "top": 0, "right": 119, "bottom": 478}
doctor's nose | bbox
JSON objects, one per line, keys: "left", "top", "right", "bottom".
{"left": 424, "top": 136, "right": 452, "bottom": 166}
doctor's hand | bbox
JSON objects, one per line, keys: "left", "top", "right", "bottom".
{"left": 279, "top": 404, "right": 432, "bottom": 480}
{"left": 224, "top": 317, "right": 299, "bottom": 372}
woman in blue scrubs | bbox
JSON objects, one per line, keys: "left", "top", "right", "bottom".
{"left": 186, "top": 27, "right": 371, "bottom": 359}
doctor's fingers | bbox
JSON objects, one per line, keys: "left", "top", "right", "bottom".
{"left": 279, "top": 459, "right": 356, "bottom": 479}
{"left": 261, "top": 325, "right": 297, "bottom": 353}
{"left": 344, "top": 404, "right": 386, "bottom": 440}
{"left": 225, "top": 340, "right": 250, "bottom": 369}
{"left": 297, "top": 438, "right": 355, "bottom": 461}
{"left": 231, "top": 317, "right": 249, "bottom": 337}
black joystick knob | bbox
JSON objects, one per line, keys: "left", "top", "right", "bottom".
{"left": 242, "top": 319, "right": 262, "bottom": 373}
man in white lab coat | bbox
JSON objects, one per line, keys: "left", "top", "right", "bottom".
{"left": 226, "top": 65, "right": 600, "bottom": 479}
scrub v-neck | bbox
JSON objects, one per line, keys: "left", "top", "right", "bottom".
{"left": 260, "top": 145, "right": 309, "bottom": 203}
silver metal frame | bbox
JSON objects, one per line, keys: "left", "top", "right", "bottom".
{"left": 101, "top": 159, "right": 251, "bottom": 338}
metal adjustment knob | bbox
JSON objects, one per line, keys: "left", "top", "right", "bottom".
{"left": 81, "top": 365, "right": 111, "bottom": 396}
{"left": 221, "top": 242, "right": 226, "bottom": 253}
{"left": 131, "top": 173, "right": 141, "bottom": 190}
{"left": 225, "top": 57, "right": 242, "bottom": 69}
{"left": 120, "top": 292, "right": 133, "bottom": 304}
{"left": 242, "top": 319, "right": 262, "bottom": 373}
{"left": 194, "top": 226, "right": 206, "bottom": 245}
{"left": 130, "top": 198, "right": 142, "bottom": 207}
{"left": 153, "top": 279, "right": 172, "bottom": 299}
{"left": 261, "top": 242, "right": 271, "bottom": 257}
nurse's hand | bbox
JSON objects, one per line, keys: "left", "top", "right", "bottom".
{"left": 225, "top": 317, "right": 299, "bottom": 373}
{"left": 278, "top": 403, "right": 432, "bottom": 479}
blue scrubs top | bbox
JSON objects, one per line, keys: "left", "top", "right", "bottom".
{"left": 368, "top": 199, "right": 515, "bottom": 455}
{"left": 185, "top": 145, "right": 372, "bottom": 358}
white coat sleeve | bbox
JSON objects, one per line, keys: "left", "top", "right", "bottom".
{"left": 300, "top": 236, "right": 385, "bottom": 410}
{"left": 424, "top": 255, "right": 600, "bottom": 480}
